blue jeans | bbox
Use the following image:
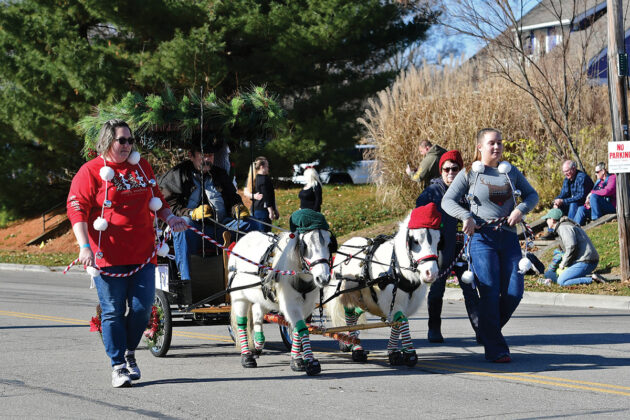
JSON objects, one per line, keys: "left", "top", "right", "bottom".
{"left": 469, "top": 228, "right": 523, "bottom": 361}
{"left": 95, "top": 263, "right": 155, "bottom": 367}
{"left": 559, "top": 202, "right": 580, "bottom": 222}
{"left": 573, "top": 195, "right": 615, "bottom": 225}
{"left": 250, "top": 209, "right": 271, "bottom": 233}
{"left": 544, "top": 261, "right": 597, "bottom": 286}
{"left": 173, "top": 216, "right": 252, "bottom": 280}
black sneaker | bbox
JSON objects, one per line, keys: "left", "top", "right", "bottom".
{"left": 592, "top": 273, "right": 608, "bottom": 284}
{"left": 111, "top": 366, "right": 132, "bottom": 388}
{"left": 539, "top": 230, "right": 556, "bottom": 240}
{"left": 125, "top": 352, "right": 141, "bottom": 380}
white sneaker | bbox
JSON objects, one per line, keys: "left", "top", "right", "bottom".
{"left": 125, "top": 353, "right": 141, "bottom": 380}
{"left": 111, "top": 365, "right": 132, "bottom": 388}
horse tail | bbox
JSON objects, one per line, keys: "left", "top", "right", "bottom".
{"left": 326, "top": 294, "right": 347, "bottom": 328}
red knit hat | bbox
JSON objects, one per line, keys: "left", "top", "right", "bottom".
{"left": 408, "top": 203, "right": 442, "bottom": 229}
{"left": 439, "top": 150, "right": 464, "bottom": 171}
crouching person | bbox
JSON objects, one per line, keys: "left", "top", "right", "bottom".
{"left": 542, "top": 209, "right": 599, "bottom": 286}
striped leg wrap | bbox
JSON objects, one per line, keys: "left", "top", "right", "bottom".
{"left": 291, "top": 329, "right": 301, "bottom": 359}
{"left": 254, "top": 331, "right": 265, "bottom": 351}
{"left": 387, "top": 324, "right": 400, "bottom": 353}
{"left": 344, "top": 307, "right": 362, "bottom": 351}
{"left": 236, "top": 316, "right": 250, "bottom": 355}
{"left": 399, "top": 320, "right": 414, "bottom": 351}
{"left": 295, "top": 320, "right": 314, "bottom": 361}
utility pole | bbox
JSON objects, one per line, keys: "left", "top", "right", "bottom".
{"left": 607, "top": 0, "right": 630, "bottom": 281}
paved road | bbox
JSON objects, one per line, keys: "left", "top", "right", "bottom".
{"left": 1, "top": 270, "right": 629, "bottom": 419}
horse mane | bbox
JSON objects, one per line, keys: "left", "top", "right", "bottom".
{"left": 272, "top": 231, "right": 301, "bottom": 273}
{"left": 393, "top": 212, "right": 413, "bottom": 272}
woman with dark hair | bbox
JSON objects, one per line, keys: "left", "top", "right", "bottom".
{"left": 416, "top": 150, "right": 480, "bottom": 344}
{"left": 67, "top": 119, "right": 187, "bottom": 387}
{"left": 244, "top": 156, "right": 278, "bottom": 232}
{"left": 442, "top": 128, "right": 538, "bottom": 363}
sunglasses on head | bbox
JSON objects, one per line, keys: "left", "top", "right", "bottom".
{"left": 115, "top": 137, "right": 134, "bottom": 145}
{"left": 442, "top": 166, "right": 459, "bottom": 173}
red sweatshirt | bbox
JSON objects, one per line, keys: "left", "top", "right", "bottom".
{"left": 67, "top": 156, "right": 168, "bottom": 267}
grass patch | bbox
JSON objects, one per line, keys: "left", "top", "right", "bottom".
{"left": 0, "top": 251, "right": 76, "bottom": 267}
{"left": 274, "top": 184, "right": 408, "bottom": 237}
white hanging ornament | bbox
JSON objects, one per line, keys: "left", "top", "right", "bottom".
{"left": 461, "top": 270, "right": 475, "bottom": 284}
{"left": 157, "top": 241, "right": 170, "bottom": 257}
{"left": 99, "top": 166, "right": 115, "bottom": 181}
{"left": 86, "top": 266, "right": 101, "bottom": 278}
{"left": 498, "top": 161, "right": 512, "bottom": 174}
{"left": 93, "top": 217, "right": 108, "bottom": 231}
{"left": 149, "top": 197, "right": 163, "bottom": 212}
{"left": 518, "top": 257, "right": 533, "bottom": 274}
{"left": 471, "top": 161, "right": 485, "bottom": 173}
{"left": 127, "top": 150, "right": 141, "bottom": 165}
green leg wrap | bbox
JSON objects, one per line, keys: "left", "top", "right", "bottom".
{"left": 393, "top": 311, "right": 408, "bottom": 323}
{"left": 237, "top": 316, "right": 248, "bottom": 328}
{"left": 344, "top": 307, "right": 356, "bottom": 317}
{"left": 354, "top": 307, "right": 364, "bottom": 316}
{"left": 295, "top": 320, "right": 309, "bottom": 337}
{"left": 254, "top": 331, "right": 265, "bottom": 343}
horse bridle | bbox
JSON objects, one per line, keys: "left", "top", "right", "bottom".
{"left": 406, "top": 228, "right": 438, "bottom": 271}
{"left": 299, "top": 230, "right": 335, "bottom": 272}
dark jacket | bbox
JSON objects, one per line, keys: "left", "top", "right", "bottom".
{"left": 412, "top": 144, "right": 447, "bottom": 190}
{"left": 416, "top": 177, "right": 463, "bottom": 280}
{"left": 253, "top": 174, "right": 276, "bottom": 211}
{"left": 158, "top": 160, "right": 243, "bottom": 217}
{"left": 556, "top": 170, "right": 594, "bottom": 206}
{"left": 299, "top": 184, "right": 322, "bottom": 212}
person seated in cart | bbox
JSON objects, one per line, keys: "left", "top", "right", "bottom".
{"left": 158, "top": 141, "right": 254, "bottom": 303}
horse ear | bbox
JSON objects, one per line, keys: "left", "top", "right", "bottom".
{"left": 328, "top": 233, "right": 338, "bottom": 254}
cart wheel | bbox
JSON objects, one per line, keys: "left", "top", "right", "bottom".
{"left": 149, "top": 290, "right": 172, "bottom": 357}
{"left": 279, "top": 324, "right": 293, "bottom": 351}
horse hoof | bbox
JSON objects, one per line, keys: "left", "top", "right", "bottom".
{"left": 339, "top": 341, "right": 352, "bottom": 352}
{"left": 305, "top": 359, "right": 321, "bottom": 376}
{"left": 240, "top": 354, "right": 257, "bottom": 368}
{"left": 290, "top": 357, "right": 306, "bottom": 372}
{"left": 351, "top": 349, "right": 369, "bottom": 363}
{"left": 388, "top": 350, "right": 404, "bottom": 366}
{"left": 403, "top": 350, "right": 418, "bottom": 367}
{"left": 254, "top": 348, "right": 263, "bottom": 357}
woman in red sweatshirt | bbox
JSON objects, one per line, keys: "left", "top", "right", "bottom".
{"left": 67, "top": 119, "right": 186, "bottom": 387}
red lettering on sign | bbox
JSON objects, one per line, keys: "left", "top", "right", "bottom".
{"left": 617, "top": 143, "right": 625, "bottom": 151}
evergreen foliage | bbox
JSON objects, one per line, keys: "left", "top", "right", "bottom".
{"left": 0, "top": 0, "right": 437, "bottom": 217}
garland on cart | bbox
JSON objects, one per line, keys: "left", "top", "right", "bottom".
{"left": 77, "top": 86, "right": 286, "bottom": 160}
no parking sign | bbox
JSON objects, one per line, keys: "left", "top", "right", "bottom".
{"left": 608, "top": 141, "right": 630, "bottom": 173}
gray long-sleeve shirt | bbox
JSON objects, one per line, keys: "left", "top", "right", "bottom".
{"left": 556, "top": 217, "right": 599, "bottom": 268}
{"left": 441, "top": 164, "right": 539, "bottom": 233}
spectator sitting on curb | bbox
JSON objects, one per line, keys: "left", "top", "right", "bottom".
{"left": 541, "top": 208, "right": 604, "bottom": 286}
{"left": 541, "top": 160, "right": 594, "bottom": 239}
{"left": 405, "top": 140, "right": 447, "bottom": 190}
{"left": 573, "top": 162, "right": 616, "bottom": 226}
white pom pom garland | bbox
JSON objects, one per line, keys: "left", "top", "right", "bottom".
{"left": 498, "top": 161, "right": 512, "bottom": 174}
{"left": 86, "top": 266, "right": 101, "bottom": 277}
{"left": 99, "top": 166, "right": 115, "bottom": 181}
{"left": 149, "top": 197, "right": 163, "bottom": 212}
{"left": 461, "top": 270, "right": 475, "bottom": 284}
{"left": 518, "top": 257, "right": 533, "bottom": 274}
{"left": 157, "top": 242, "right": 170, "bottom": 257}
{"left": 471, "top": 161, "right": 485, "bottom": 173}
{"left": 127, "top": 150, "right": 141, "bottom": 165}
{"left": 93, "top": 217, "right": 108, "bottom": 231}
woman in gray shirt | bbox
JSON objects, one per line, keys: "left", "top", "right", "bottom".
{"left": 442, "top": 128, "right": 538, "bottom": 363}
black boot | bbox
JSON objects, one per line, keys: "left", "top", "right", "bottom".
{"left": 427, "top": 299, "right": 444, "bottom": 343}
{"left": 180, "top": 281, "right": 193, "bottom": 306}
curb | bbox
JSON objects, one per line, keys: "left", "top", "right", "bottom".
{"left": 0, "top": 263, "right": 84, "bottom": 274}
{"left": 444, "top": 288, "right": 630, "bottom": 311}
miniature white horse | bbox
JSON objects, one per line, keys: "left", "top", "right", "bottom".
{"left": 229, "top": 210, "right": 333, "bottom": 376}
{"left": 328, "top": 204, "right": 441, "bottom": 367}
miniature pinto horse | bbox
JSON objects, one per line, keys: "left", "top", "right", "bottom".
{"left": 328, "top": 203, "right": 441, "bottom": 366}
{"left": 229, "top": 209, "right": 334, "bottom": 376}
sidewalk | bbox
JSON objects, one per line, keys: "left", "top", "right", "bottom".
{"left": 2, "top": 262, "right": 628, "bottom": 311}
